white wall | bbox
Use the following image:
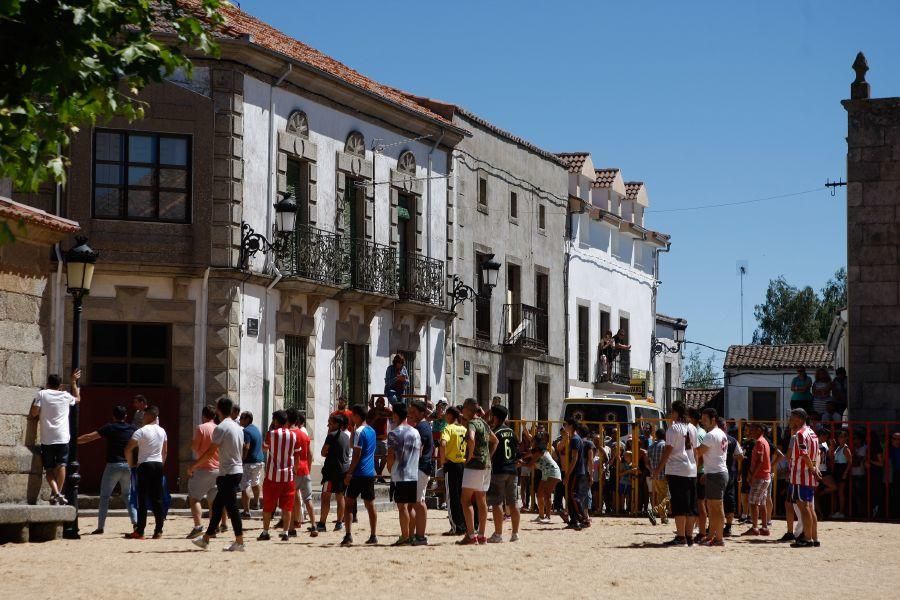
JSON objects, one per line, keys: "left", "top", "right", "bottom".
{"left": 238, "top": 283, "right": 268, "bottom": 422}
{"left": 568, "top": 213, "right": 656, "bottom": 399}
{"left": 725, "top": 370, "right": 795, "bottom": 421}
{"left": 242, "top": 75, "right": 451, "bottom": 447}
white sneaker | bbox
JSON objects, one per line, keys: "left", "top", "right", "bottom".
{"left": 223, "top": 542, "right": 245, "bottom": 552}
{"left": 509, "top": 533, "right": 519, "bottom": 542}
{"left": 486, "top": 533, "right": 504, "bottom": 543}
{"left": 530, "top": 517, "right": 543, "bottom": 523}
{"left": 192, "top": 537, "right": 209, "bottom": 550}
{"left": 539, "top": 517, "right": 551, "bottom": 524}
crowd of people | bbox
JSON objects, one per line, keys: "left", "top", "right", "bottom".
{"left": 27, "top": 365, "right": 900, "bottom": 552}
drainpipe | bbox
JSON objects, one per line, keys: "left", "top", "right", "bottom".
{"left": 425, "top": 129, "right": 445, "bottom": 401}
{"left": 264, "top": 64, "right": 293, "bottom": 273}
{"left": 196, "top": 267, "right": 210, "bottom": 420}
{"left": 652, "top": 243, "right": 671, "bottom": 404}
{"left": 450, "top": 152, "right": 459, "bottom": 404}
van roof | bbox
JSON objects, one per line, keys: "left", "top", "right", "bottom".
{"left": 563, "top": 397, "right": 661, "bottom": 408}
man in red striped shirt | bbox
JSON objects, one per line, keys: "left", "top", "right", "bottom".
{"left": 787, "top": 408, "right": 822, "bottom": 548}
{"left": 259, "top": 410, "right": 299, "bottom": 542}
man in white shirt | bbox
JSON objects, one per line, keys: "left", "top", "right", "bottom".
{"left": 696, "top": 408, "right": 729, "bottom": 547}
{"left": 124, "top": 405, "right": 168, "bottom": 539}
{"left": 29, "top": 370, "right": 81, "bottom": 505}
{"left": 652, "top": 400, "right": 697, "bottom": 547}
{"left": 189, "top": 396, "right": 245, "bottom": 552}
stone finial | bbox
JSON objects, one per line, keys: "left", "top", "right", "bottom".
{"left": 851, "top": 52, "right": 870, "bottom": 100}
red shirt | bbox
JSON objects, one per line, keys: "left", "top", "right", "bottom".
{"left": 294, "top": 428, "right": 311, "bottom": 477}
{"left": 331, "top": 409, "right": 355, "bottom": 433}
{"left": 265, "top": 427, "right": 297, "bottom": 483}
{"left": 751, "top": 435, "right": 771, "bottom": 480}
{"left": 789, "top": 425, "right": 819, "bottom": 486}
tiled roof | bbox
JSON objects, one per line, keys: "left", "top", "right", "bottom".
{"left": 170, "top": 1, "right": 455, "bottom": 128}
{"left": 592, "top": 168, "right": 620, "bottom": 188}
{"left": 0, "top": 196, "right": 80, "bottom": 234}
{"left": 724, "top": 344, "right": 834, "bottom": 370}
{"left": 682, "top": 388, "right": 724, "bottom": 412}
{"left": 556, "top": 152, "right": 590, "bottom": 173}
{"left": 624, "top": 181, "right": 644, "bottom": 201}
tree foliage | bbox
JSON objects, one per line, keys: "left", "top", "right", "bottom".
{"left": 752, "top": 268, "right": 846, "bottom": 345}
{"left": 682, "top": 348, "right": 720, "bottom": 389}
{"left": 0, "top": 0, "right": 222, "bottom": 193}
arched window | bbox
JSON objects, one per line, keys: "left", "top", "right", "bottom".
{"left": 345, "top": 131, "right": 365, "bottom": 157}
{"left": 398, "top": 150, "right": 416, "bottom": 174}
{"left": 286, "top": 110, "right": 309, "bottom": 138}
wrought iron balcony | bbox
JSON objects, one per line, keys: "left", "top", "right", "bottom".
{"left": 344, "top": 237, "right": 398, "bottom": 296}
{"left": 595, "top": 347, "right": 631, "bottom": 386}
{"left": 277, "top": 224, "right": 345, "bottom": 286}
{"left": 500, "top": 303, "right": 548, "bottom": 354}
{"left": 398, "top": 252, "right": 445, "bottom": 306}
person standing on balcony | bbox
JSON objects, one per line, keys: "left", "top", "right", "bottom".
{"left": 790, "top": 367, "right": 814, "bottom": 414}
{"left": 384, "top": 354, "right": 409, "bottom": 405}
{"left": 600, "top": 331, "right": 615, "bottom": 381}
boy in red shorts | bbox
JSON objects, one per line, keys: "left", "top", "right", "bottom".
{"left": 259, "top": 410, "right": 299, "bottom": 541}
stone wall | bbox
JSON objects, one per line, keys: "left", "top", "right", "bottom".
{"left": 843, "top": 56, "right": 900, "bottom": 421}
{"left": 0, "top": 231, "right": 59, "bottom": 503}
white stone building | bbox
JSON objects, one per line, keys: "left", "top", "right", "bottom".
{"left": 653, "top": 313, "right": 687, "bottom": 412}
{"left": 558, "top": 152, "right": 671, "bottom": 403}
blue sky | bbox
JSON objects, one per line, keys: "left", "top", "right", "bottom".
{"left": 245, "top": 0, "right": 900, "bottom": 373}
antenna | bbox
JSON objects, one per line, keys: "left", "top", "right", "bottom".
{"left": 736, "top": 260, "right": 749, "bottom": 344}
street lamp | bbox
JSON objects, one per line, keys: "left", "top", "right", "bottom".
{"left": 448, "top": 254, "right": 501, "bottom": 312}
{"left": 238, "top": 192, "right": 299, "bottom": 268}
{"left": 652, "top": 319, "right": 686, "bottom": 358}
{"left": 63, "top": 235, "right": 98, "bottom": 540}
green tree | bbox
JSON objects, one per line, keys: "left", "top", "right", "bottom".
{"left": 682, "top": 348, "right": 720, "bottom": 389}
{"left": 0, "top": 0, "right": 222, "bottom": 193}
{"left": 752, "top": 268, "right": 846, "bottom": 344}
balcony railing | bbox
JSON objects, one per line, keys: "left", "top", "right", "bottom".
{"left": 398, "top": 252, "right": 445, "bottom": 306}
{"left": 278, "top": 224, "right": 345, "bottom": 286}
{"left": 343, "top": 237, "right": 398, "bottom": 296}
{"left": 500, "top": 303, "right": 548, "bottom": 354}
{"left": 595, "top": 347, "right": 631, "bottom": 386}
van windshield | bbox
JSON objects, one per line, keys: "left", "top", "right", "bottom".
{"left": 564, "top": 403, "right": 629, "bottom": 424}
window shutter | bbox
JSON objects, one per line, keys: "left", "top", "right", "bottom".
{"left": 307, "top": 162, "right": 318, "bottom": 225}
{"left": 335, "top": 171, "right": 346, "bottom": 234}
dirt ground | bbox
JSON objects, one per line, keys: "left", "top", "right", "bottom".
{"left": 2, "top": 510, "right": 898, "bottom": 599}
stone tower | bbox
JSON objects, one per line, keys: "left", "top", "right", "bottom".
{"left": 843, "top": 52, "right": 900, "bottom": 421}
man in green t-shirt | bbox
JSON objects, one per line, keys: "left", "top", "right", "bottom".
{"left": 457, "top": 398, "right": 498, "bottom": 545}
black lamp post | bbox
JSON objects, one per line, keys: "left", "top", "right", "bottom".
{"left": 238, "top": 192, "right": 299, "bottom": 268}
{"left": 448, "top": 253, "right": 501, "bottom": 312}
{"left": 652, "top": 319, "right": 686, "bottom": 358}
{"left": 63, "top": 235, "right": 98, "bottom": 540}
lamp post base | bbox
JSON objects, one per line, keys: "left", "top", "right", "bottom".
{"left": 61, "top": 463, "right": 80, "bottom": 540}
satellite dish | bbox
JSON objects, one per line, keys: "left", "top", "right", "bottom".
{"left": 736, "top": 260, "right": 749, "bottom": 276}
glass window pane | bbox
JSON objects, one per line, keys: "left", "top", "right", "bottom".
{"left": 128, "top": 135, "right": 155, "bottom": 163}
{"left": 90, "top": 323, "right": 128, "bottom": 357}
{"left": 95, "top": 163, "right": 121, "bottom": 185}
{"left": 130, "top": 363, "right": 166, "bottom": 385}
{"left": 131, "top": 324, "right": 168, "bottom": 358}
{"left": 95, "top": 132, "right": 121, "bottom": 162}
{"left": 128, "top": 166, "right": 154, "bottom": 187}
{"left": 94, "top": 187, "right": 122, "bottom": 217}
{"left": 127, "top": 190, "right": 155, "bottom": 218}
{"left": 159, "top": 169, "right": 186, "bottom": 189}
{"left": 91, "top": 363, "right": 129, "bottom": 385}
{"left": 158, "top": 192, "right": 187, "bottom": 222}
{"left": 159, "top": 137, "right": 187, "bottom": 165}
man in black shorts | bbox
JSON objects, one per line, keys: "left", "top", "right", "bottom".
{"left": 316, "top": 414, "right": 349, "bottom": 533}
{"left": 342, "top": 406, "right": 378, "bottom": 546}
{"left": 653, "top": 401, "right": 699, "bottom": 547}
{"left": 387, "top": 403, "right": 421, "bottom": 545}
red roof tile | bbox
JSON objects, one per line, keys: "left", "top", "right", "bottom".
{"left": 592, "top": 168, "right": 620, "bottom": 188}
{"left": 171, "top": 1, "right": 455, "bottom": 128}
{"left": 682, "top": 388, "right": 724, "bottom": 411}
{"left": 724, "top": 344, "right": 834, "bottom": 370}
{"left": 0, "top": 196, "right": 79, "bottom": 234}
{"left": 556, "top": 152, "right": 590, "bottom": 174}
{"left": 624, "top": 181, "right": 645, "bottom": 202}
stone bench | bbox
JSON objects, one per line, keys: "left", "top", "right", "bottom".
{"left": 0, "top": 504, "right": 76, "bottom": 543}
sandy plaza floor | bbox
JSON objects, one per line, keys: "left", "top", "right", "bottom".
{"left": 2, "top": 510, "right": 899, "bottom": 599}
